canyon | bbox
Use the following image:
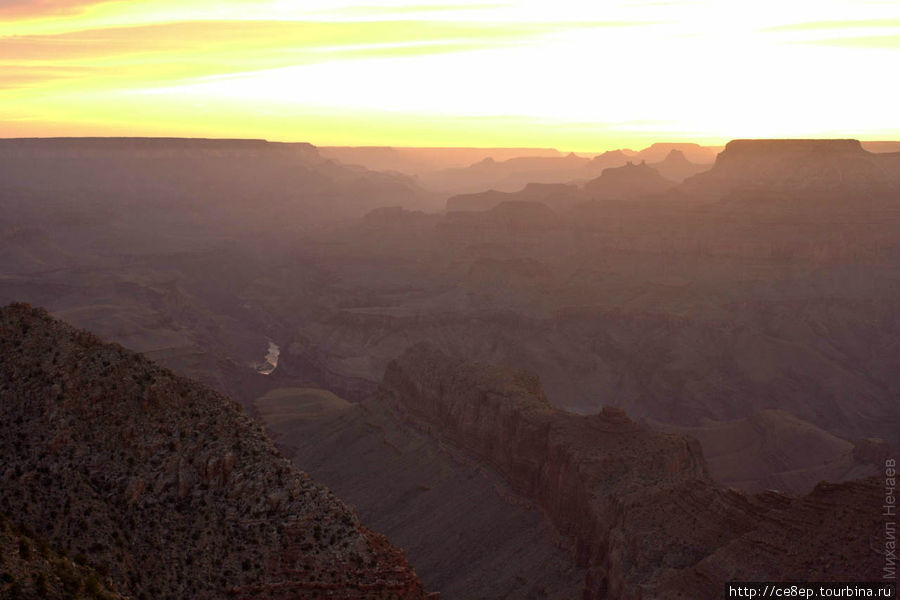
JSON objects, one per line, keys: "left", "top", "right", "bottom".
{"left": 1, "top": 136, "right": 898, "bottom": 598}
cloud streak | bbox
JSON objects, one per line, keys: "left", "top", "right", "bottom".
{"left": 0, "top": 0, "right": 120, "bottom": 19}
{"left": 765, "top": 18, "right": 900, "bottom": 31}
{"left": 0, "top": 18, "right": 627, "bottom": 91}
{"left": 1, "top": 0, "right": 898, "bottom": 148}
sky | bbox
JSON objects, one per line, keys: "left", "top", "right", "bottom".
{"left": 2, "top": 0, "right": 899, "bottom": 151}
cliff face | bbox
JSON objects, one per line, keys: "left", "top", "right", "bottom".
{"left": 0, "top": 304, "right": 432, "bottom": 600}
{"left": 375, "top": 344, "right": 885, "bottom": 599}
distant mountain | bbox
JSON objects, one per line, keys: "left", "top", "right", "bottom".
{"left": 648, "top": 149, "right": 712, "bottom": 182}
{"left": 580, "top": 149, "right": 633, "bottom": 177}
{"left": 443, "top": 162, "right": 677, "bottom": 213}
{"left": 421, "top": 153, "right": 591, "bottom": 194}
{"left": 633, "top": 142, "right": 722, "bottom": 164}
{"left": 318, "top": 144, "right": 727, "bottom": 183}
{"left": 361, "top": 143, "right": 721, "bottom": 195}
{"left": 682, "top": 138, "right": 900, "bottom": 200}
{"left": 0, "top": 303, "right": 432, "bottom": 600}
{"left": 320, "top": 146, "right": 564, "bottom": 175}
{"left": 583, "top": 161, "right": 676, "bottom": 199}
{"left": 0, "top": 137, "right": 435, "bottom": 237}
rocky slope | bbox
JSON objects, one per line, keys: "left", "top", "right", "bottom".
{"left": 0, "top": 303, "right": 432, "bottom": 600}
{"left": 0, "top": 512, "right": 126, "bottom": 600}
{"left": 375, "top": 344, "right": 885, "bottom": 598}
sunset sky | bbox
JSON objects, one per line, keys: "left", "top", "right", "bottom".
{"left": 2, "top": 0, "right": 899, "bottom": 151}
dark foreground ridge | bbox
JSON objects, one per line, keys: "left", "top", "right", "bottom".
{"left": 0, "top": 303, "right": 434, "bottom": 600}
{"left": 377, "top": 343, "right": 886, "bottom": 599}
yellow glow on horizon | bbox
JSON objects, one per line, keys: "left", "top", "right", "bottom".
{"left": 2, "top": 0, "right": 899, "bottom": 151}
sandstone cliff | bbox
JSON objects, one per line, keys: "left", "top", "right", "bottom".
{"left": 0, "top": 303, "right": 433, "bottom": 600}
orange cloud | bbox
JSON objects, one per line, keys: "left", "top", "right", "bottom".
{"left": 0, "top": 0, "right": 122, "bottom": 19}
{"left": 1, "top": 0, "right": 898, "bottom": 148}
{"left": 0, "top": 19, "right": 570, "bottom": 60}
{"left": 0, "top": 19, "right": 591, "bottom": 93}
{"left": 0, "top": 65, "right": 92, "bottom": 89}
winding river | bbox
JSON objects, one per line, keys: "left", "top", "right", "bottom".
{"left": 256, "top": 341, "right": 280, "bottom": 375}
